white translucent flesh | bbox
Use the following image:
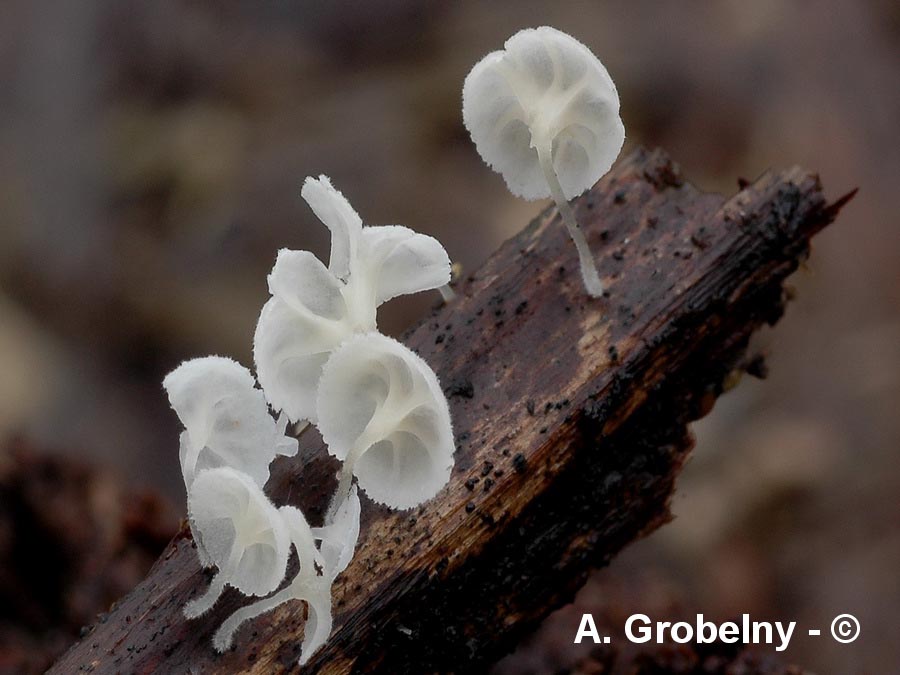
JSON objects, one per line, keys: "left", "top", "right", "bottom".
{"left": 211, "top": 573, "right": 333, "bottom": 664}
{"left": 162, "top": 356, "right": 298, "bottom": 488}
{"left": 311, "top": 484, "right": 361, "bottom": 580}
{"left": 175, "top": 175, "right": 455, "bottom": 661}
{"left": 183, "top": 569, "right": 228, "bottom": 619}
{"left": 186, "top": 467, "right": 291, "bottom": 603}
{"left": 212, "top": 583, "right": 293, "bottom": 652}
{"left": 438, "top": 284, "right": 456, "bottom": 302}
{"left": 316, "top": 332, "right": 454, "bottom": 510}
{"left": 297, "top": 584, "right": 333, "bottom": 665}
{"left": 301, "top": 175, "right": 362, "bottom": 282}
{"left": 279, "top": 505, "right": 324, "bottom": 574}
{"left": 462, "top": 26, "right": 625, "bottom": 201}
{"left": 462, "top": 27, "right": 618, "bottom": 297}
{"left": 254, "top": 293, "right": 348, "bottom": 424}
{"left": 212, "top": 504, "right": 334, "bottom": 666}
{"left": 537, "top": 145, "right": 604, "bottom": 297}
{"left": 254, "top": 177, "right": 450, "bottom": 423}
{"left": 360, "top": 226, "right": 451, "bottom": 305}
{"left": 268, "top": 249, "right": 347, "bottom": 320}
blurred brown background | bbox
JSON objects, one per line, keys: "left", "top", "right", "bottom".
{"left": 0, "top": 1, "right": 897, "bottom": 673}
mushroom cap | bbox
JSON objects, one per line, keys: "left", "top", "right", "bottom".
{"left": 301, "top": 175, "right": 362, "bottom": 282}
{"left": 359, "top": 225, "right": 451, "bottom": 306}
{"left": 316, "top": 333, "right": 454, "bottom": 510}
{"left": 298, "top": 177, "right": 450, "bottom": 302}
{"left": 462, "top": 26, "right": 625, "bottom": 201}
{"left": 187, "top": 467, "right": 291, "bottom": 597}
{"left": 254, "top": 282, "right": 346, "bottom": 425}
{"left": 254, "top": 176, "right": 450, "bottom": 423}
{"left": 163, "top": 356, "right": 298, "bottom": 489}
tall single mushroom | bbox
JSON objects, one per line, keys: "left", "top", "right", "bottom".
{"left": 316, "top": 332, "right": 454, "bottom": 516}
{"left": 462, "top": 26, "right": 625, "bottom": 297}
{"left": 184, "top": 467, "right": 291, "bottom": 619}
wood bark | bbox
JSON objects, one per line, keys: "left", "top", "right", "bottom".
{"left": 49, "top": 148, "right": 851, "bottom": 674}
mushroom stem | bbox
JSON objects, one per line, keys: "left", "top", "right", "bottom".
{"left": 184, "top": 543, "right": 242, "bottom": 619}
{"left": 325, "top": 424, "right": 379, "bottom": 523}
{"left": 537, "top": 146, "right": 604, "bottom": 297}
{"left": 298, "top": 585, "right": 333, "bottom": 665}
{"left": 438, "top": 284, "right": 456, "bottom": 303}
{"left": 325, "top": 461, "right": 355, "bottom": 524}
{"left": 213, "top": 583, "right": 299, "bottom": 652}
{"left": 183, "top": 572, "right": 227, "bottom": 619}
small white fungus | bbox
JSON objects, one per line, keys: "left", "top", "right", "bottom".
{"left": 316, "top": 332, "right": 454, "bottom": 512}
{"left": 170, "top": 175, "right": 456, "bottom": 665}
{"left": 462, "top": 26, "right": 625, "bottom": 297}
{"left": 184, "top": 467, "right": 291, "bottom": 619}
{"left": 254, "top": 176, "right": 451, "bottom": 423}
{"left": 212, "top": 498, "right": 350, "bottom": 666}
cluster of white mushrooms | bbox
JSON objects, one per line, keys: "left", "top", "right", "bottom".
{"left": 161, "top": 25, "right": 624, "bottom": 665}
{"left": 163, "top": 176, "right": 454, "bottom": 664}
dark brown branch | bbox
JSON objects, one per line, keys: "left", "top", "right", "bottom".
{"left": 48, "top": 148, "right": 848, "bottom": 674}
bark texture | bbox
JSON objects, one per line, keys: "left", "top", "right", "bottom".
{"left": 48, "top": 148, "right": 851, "bottom": 674}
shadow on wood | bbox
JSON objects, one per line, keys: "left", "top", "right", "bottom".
{"left": 49, "top": 148, "right": 852, "bottom": 674}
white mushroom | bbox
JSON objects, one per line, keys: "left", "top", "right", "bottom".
{"left": 462, "top": 26, "right": 625, "bottom": 297}
{"left": 254, "top": 176, "right": 451, "bottom": 423}
{"left": 171, "top": 177, "right": 455, "bottom": 664}
{"left": 184, "top": 467, "right": 291, "bottom": 619}
{"left": 213, "top": 501, "right": 344, "bottom": 666}
{"left": 316, "top": 332, "right": 454, "bottom": 514}
{"left": 162, "top": 356, "right": 298, "bottom": 489}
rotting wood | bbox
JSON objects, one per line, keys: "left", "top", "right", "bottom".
{"left": 48, "top": 147, "right": 853, "bottom": 674}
